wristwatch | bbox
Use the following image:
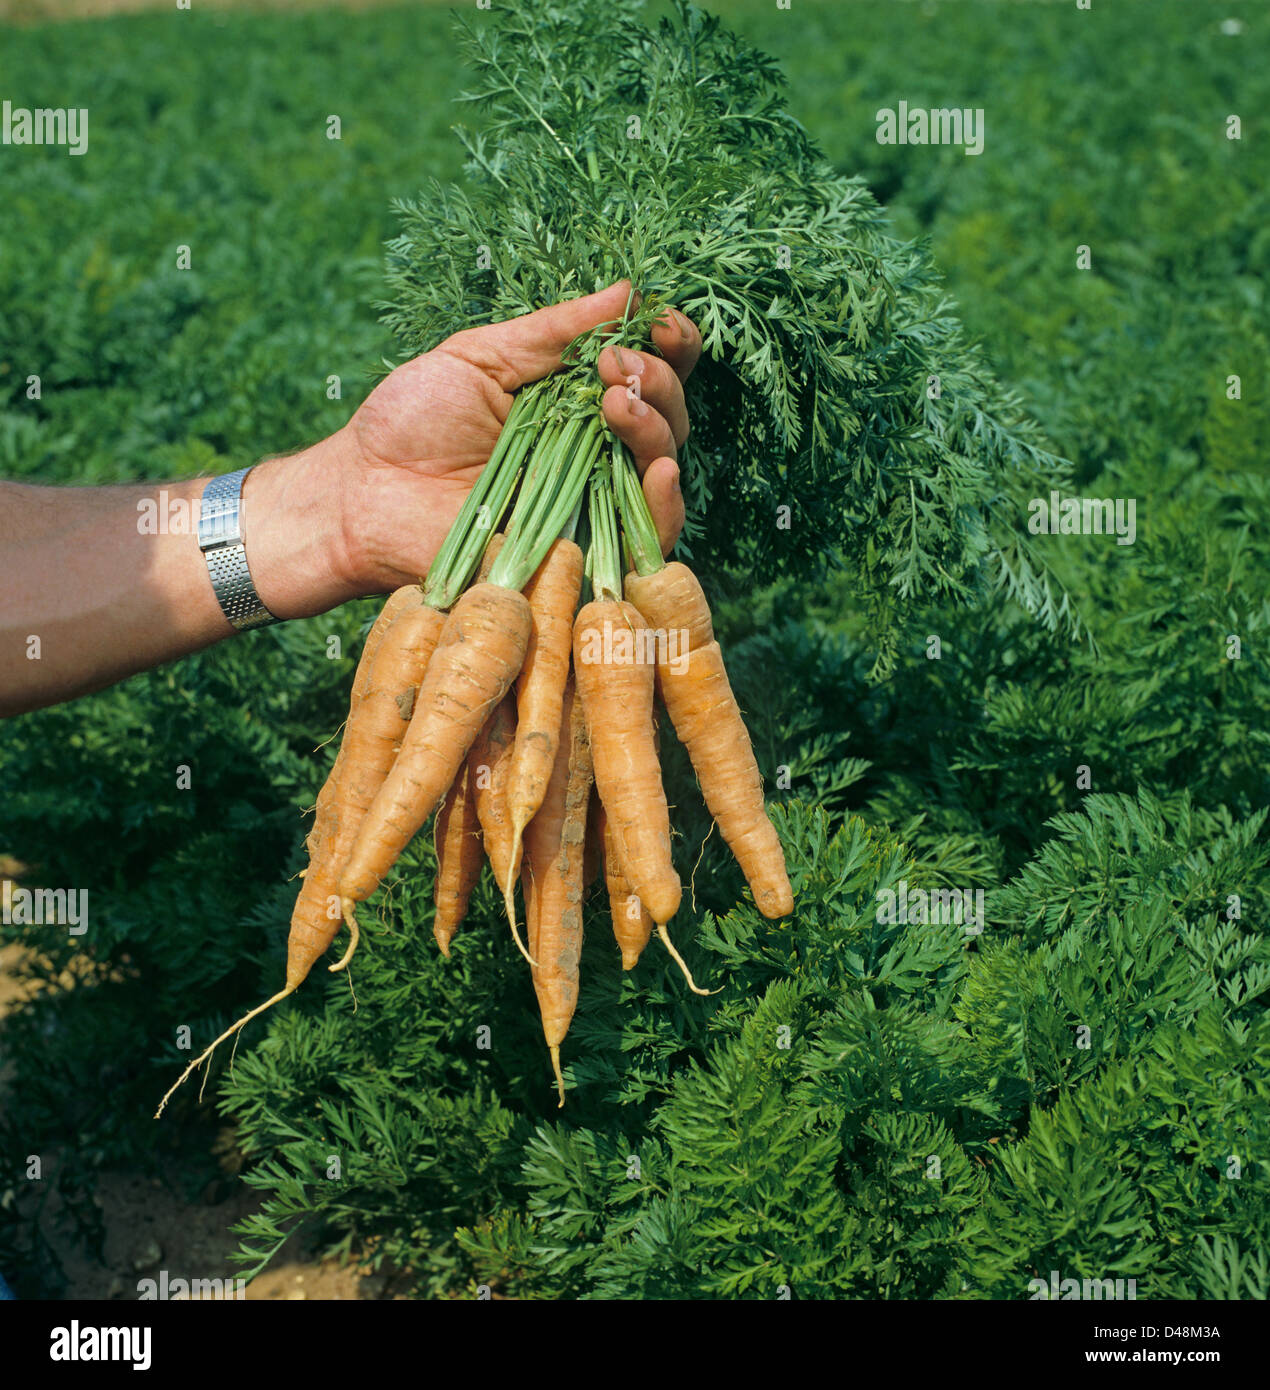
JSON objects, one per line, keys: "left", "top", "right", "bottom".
{"left": 197, "top": 467, "right": 278, "bottom": 631}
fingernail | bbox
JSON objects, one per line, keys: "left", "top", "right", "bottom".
{"left": 628, "top": 394, "right": 648, "bottom": 417}
{"left": 672, "top": 469, "right": 681, "bottom": 494}
{"left": 623, "top": 352, "right": 644, "bottom": 376}
{"left": 675, "top": 310, "right": 692, "bottom": 340}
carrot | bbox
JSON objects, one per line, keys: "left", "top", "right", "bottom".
{"left": 154, "top": 594, "right": 444, "bottom": 1119}
{"left": 306, "top": 584, "right": 423, "bottom": 861}
{"left": 625, "top": 562, "right": 793, "bottom": 920}
{"left": 319, "top": 601, "right": 447, "bottom": 963}
{"left": 477, "top": 532, "right": 505, "bottom": 582}
{"left": 466, "top": 694, "right": 536, "bottom": 963}
{"left": 339, "top": 581, "right": 531, "bottom": 926}
{"left": 470, "top": 695, "right": 517, "bottom": 893}
{"left": 297, "top": 587, "right": 433, "bottom": 981}
{"left": 572, "top": 598, "right": 680, "bottom": 925}
{"left": 503, "top": 538, "right": 584, "bottom": 918}
{"left": 285, "top": 829, "right": 344, "bottom": 992}
{"left": 600, "top": 804, "right": 654, "bottom": 970}
{"left": 522, "top": 675, "right": 591, "bottom": 1105}
{"left": 432, "top": 760, "right": 484, "bottom": 957}
{"left": 424, "top": 531, "right": 514, "bottom": 960}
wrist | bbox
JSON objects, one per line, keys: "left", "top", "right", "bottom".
{"left": 238, "top": 427, "right": 365, "bottom": 621}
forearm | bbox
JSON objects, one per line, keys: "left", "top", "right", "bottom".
{"left": 0, "top": 428, "right": 363, "bottom": 717}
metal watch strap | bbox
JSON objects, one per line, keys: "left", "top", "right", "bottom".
{"left": 197, "top": 467, "right": 278, "bottom": 632}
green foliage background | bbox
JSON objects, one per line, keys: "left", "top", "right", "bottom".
{"left": 1, "top": 0, "right": 1267, "bottom": 1299}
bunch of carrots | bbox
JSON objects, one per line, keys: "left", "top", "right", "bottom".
{"left": 157, "top": 311, "right": 792, "bottom": 1113}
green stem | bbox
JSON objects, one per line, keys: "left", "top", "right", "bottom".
{"left": 587, "top": 446, "right": 623, "bottom": 601}
{"left": 422, "top": 380, "right": 548, "bottom": 609}
{"left": 612, "top": 435, "right": 665, "bottom": 578}
{"left": 501, "top": 408, "right": 585, "bottom": 548}
{"left": 489, "top": 412, "right": 603, "bottom": 591}
{"left": 560, "top": 493, "right": 584, "bottom": 545}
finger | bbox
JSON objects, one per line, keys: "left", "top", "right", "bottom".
{"left": 598, "top": 346, "right": 690, "bottom": 448}
{"left": 602, "top": 382, "right": 677, "bottom": 476}
{"left": 649, "top": 306, "right": 702, "bottom": 383}
{"left": 442, "top": 280, "right": 640, "bottom": 392}
{"left": 642, "top": 457, "right": 684, "bottom": 557}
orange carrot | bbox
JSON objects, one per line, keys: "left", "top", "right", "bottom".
{"left": 470, "top": 694, "right": 517, "bottom": 899}
{"left": 522, "top": 676, "right": 591, "bottom": 1105}
{"left": 318, "top": 600, "right": 447, "bottom": 968}
{"left": 154, "top": 593, "right": 443, "bottom": 1119}
{"left": 340, "top": 582, "right": 531, "bottom": 925}
{"left": 477, "top": 532, "right": 505, "bottom": 582}
{"left": 432, "top": 760, "right": 484, "bottom": 957}
{"left": 625, "top": 562, "right": 793, "bottom": 920}
{"left": 572, "top": 598, "right": 680, "bottom": 926}
{"left": 307, "top": 584, "right": 423, "bottom": 861}
{"left": 503, "top": 538, "right": 584, "bottom": 911}
{"left": 600, "top": 804, "right": 654, "bottom": 970}
{"left": 292, "top": 591, "right": 442, "bottom": 986}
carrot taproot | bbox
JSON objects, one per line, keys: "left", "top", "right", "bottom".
{"left": 625, "top": 562, "right": 793, "bottom": 920}
{"left": 470, "top": 695, "right": 517, "bottom": 895}
{"left": 296, "top": 592, "right": 440, "bottom": 982}
{"left": 318, "top": 600, "right": 447, "bottom": 967}
{"left": 572, "top": 598, "right": 680, "bottom": 926}
{"left": 339, "top": 581, "right": 531, "bottom": 926}
{"left": 503, "top": 537, "right": 584, "bottom": 915}
{"left": 306, "top": 584, "right": 423, "bottom": 862}
{"left": 600, "top": 804, "right": 654, "bottom": 970}
{"left": 421, "top": 526, "right": 509, "bottom": 962}
{"left": 522, "top": 675, "right": 591, "bottom": 1105}
{"left": 432, "top": 760, "right": 484, "bottom": 957}
{"left": 154, "top": 595, "right": 444, "bottom": 1120}
{"left": 467, "top": 694, "right": 536, "bottom": 964}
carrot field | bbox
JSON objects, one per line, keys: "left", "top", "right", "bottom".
{"left": 1, "top": 0, "right": 1267, "bottom": 1313}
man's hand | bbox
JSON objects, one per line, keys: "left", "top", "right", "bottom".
{"left": 333, "top": 280, "right": 700, "bottom": 595}
{"left": 1, "top": 284, "right": 702, "bottom": 716}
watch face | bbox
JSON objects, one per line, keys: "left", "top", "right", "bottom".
{"left": 198, "top": 470, "right": 275, "bottom": 628}
{"left": 198, "top": 469, "right": 249, "bottom": 549}
{"left": 198, "top": 497, "right": 241, "bottom": 548}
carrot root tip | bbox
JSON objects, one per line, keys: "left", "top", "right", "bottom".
{"left": 330, "top": 900, "right": 361, "bottom": 973}
{"left": 550, "top": 1044, "right": 565, "bottom": 1108}
{"left": 657, "top": 924, "right": 717, "bottom": 996}
{"left": 501, "top": 876, "right": 540, "bottom": 969}
{"left": 153, "top": 985, "right": 295, "bottom": 1120}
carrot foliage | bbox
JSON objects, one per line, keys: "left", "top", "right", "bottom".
{"left": 380, "top": 0, "right": 1080, "bottom": 676}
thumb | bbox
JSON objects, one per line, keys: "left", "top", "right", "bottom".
{"left": 447, "top": 281, "right": 639, "bottom": 391}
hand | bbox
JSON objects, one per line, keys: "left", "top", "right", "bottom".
{"left": 0, "top": 283, "right": 704, "bottom": 715}
{"left": 335, "top": 280, "right": 701, "bottom": 595}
